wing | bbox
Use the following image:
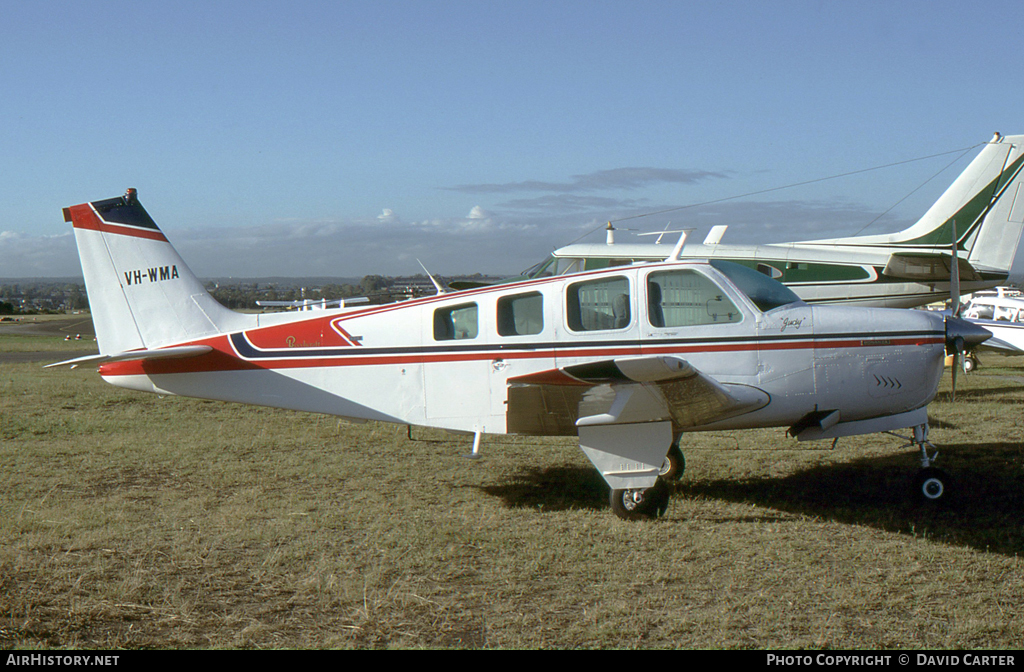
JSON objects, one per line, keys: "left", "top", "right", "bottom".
{"left": 507, "top": 355, "right": 769, "bottom": 433}
{"left": 964, "top": 320, "right": 1024, "bottom": 353}
{"left": 507, "top": 355, "right": 769, "bottom": 490}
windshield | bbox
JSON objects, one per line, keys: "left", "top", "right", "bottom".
{"left": 521, "top": 256, "right": 557, "bottom": 279}
{"left": 522, "top": 256, "right": 585, "bottom": 279}
{"left": 710, "top": 260, "right": 802, "bottom": 312}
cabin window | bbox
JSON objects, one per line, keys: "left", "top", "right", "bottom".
{"left": 434, "top": 303, "right": 478, "bottom": 340}
{"left": 497, "top": 292, "right": 544, "bottom": 336}
{"left": 968, "top": 304, "right": 994, "bottom": 320}
{"left": 582, "top": 258, "right": 634, "bottom": 272}
{"left": 647, "top": 270, "right": 741, "bottom": 327}
{"left": 567, "top": 276, "right": 631, "bottom": 332}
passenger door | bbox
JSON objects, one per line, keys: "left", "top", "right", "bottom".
{"left": 638, "top": 267, "right": 758, "bottom": 383}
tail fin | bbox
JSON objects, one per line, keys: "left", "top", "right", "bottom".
{"left": 818, "top": 133, "right": 1024, "bottom": 271}
{"left": 966, "top": 135, "right": 1024, "bottom": 273}
{"left": 64, "top": 189, "right": 254, "bottom": 354}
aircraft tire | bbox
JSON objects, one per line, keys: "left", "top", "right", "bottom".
{"left": 964, "top": 356, "right": 977, "bottom": 372}
{"left": 659, "top": 443, "right": 686, "bottom": 482}
{"left": 914, "top": 467, "right": 951, "bottom": 504}
{"left": 610, "top": 479, "right": 670, "bottom": 521}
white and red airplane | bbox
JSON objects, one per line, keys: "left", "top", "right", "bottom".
{"left": 51, "top": 188, "right": 990, "bottom": 519}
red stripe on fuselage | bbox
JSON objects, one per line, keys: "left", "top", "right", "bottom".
{"left": 98, "top": 334, "right": 943, "bottom": 376}
{"left": 244, "top": 319, "right": 356, "bottom": 349}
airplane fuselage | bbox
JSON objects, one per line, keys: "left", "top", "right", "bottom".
{"left": 536, "top": 241, "right": 1007, "bottom": 309}
{"left": 96, "top": 260, "right": 948, "bottom": 441}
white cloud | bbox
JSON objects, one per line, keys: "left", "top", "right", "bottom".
{"left": 0, "top": 197, "right": 928, "bottom": 280}
{"left": 0, "top": 231, "right": 81, "bottom": 277}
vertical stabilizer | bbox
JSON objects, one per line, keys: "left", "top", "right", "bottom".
{"left": 967, "top": 135, "right": 1024, "bottom": 273}
{"left": 809, "top": 133, "right": 1024, "bottom": 267}
{"left": 63, "top": 189, "right": 254, "bottom": 354}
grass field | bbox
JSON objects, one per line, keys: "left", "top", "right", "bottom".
{"left": 1, "top": 330, "right": 1022, "bottom": 649}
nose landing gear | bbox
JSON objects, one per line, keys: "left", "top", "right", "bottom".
{"left": 889, "top": 423, "right": 952, "bottom": 504}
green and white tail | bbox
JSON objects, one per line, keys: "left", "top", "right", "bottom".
{"left": 807, "top": 132, "right": 1024, "bottom": 274}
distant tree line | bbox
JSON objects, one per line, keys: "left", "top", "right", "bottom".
{"left": 0, "top": 281, "right": 89, "bottom": 313}
{"left": 0, "top": 274, "right": 499, "bottom": 314}
{"left": 205, "top": 280, "right": 369, "bottom": 310}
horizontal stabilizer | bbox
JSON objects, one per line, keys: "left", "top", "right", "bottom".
{"left": 45, "top": 345, "right": 213, "bottom": 369}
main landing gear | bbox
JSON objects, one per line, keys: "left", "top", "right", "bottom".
{"left": 890, "top": 423, "right": 952, "bottom": 504}
{"left": 659, "top": 442, "right": 686, "bottom": 482}
{"left": 610, "top": 478, "right": 671, "bottom": 521}
{"left": 609, "top": 440, "right": 684, "bottom": 521}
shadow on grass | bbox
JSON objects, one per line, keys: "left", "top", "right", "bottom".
{"left": 481, "top": 443, "right": 1023, "bottom": 556}
{"left": 677, "top": 442, "right": 1024, "bottom": 556}
{"left": 477, "top": 466, "right": 609, "bottom": 513}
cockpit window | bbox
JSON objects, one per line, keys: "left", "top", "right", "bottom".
{"left": 709, "top": 260, "right": 801, "bottom": 312}
{"left": 522, "top": 256, "right": 584, "bottom": 279}
{"left": 647, "top": 270, "right": 741, "bottom": 327}
{"left": 521, "top": 257, "right": 557, "bottom": 279}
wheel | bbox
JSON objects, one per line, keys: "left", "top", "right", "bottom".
{"left": 609, "top": 479, "right": 670, "bottom": 521}
{"left": 914, "top": 467, "right": 951, "bottom": 503}
{"left": 963, "top": 356, "right": 977, "bottom": 372}
{"left": 658, "top": 443, "right": 686, "bottom": 482}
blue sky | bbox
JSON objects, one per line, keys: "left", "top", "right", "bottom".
{"left": 2, "top": 0, "right": 1023, "bottom": 278}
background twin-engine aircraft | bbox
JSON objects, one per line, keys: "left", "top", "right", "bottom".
{"left": 52, "top": 133, "right": 1022, "bottom": 519}
{"left": 958, "top": 288, "right": 1024, "bottom": 366}
{"left": 523, "top": 132, "right": 1024, "bottom": 310}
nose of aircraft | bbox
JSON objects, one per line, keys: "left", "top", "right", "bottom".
{"left": 945, "top": 315, "right": 991, "bottom": 354}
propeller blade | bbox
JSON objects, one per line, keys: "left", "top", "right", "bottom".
{"left": 952, "top": 352, "right": 959, "bottom": 402}
{"left": 945, "top": 319, "right": 989, "bottom": 402}
{"left": 950, "top": 219, "right": 961, "bottom": 317}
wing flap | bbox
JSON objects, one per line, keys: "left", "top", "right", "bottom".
{"left": 882, "top": 252, "right": 982, "bottom": 282}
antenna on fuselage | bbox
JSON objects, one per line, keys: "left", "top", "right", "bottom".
{"left": 637, "top": 222, "right": 689, "bottom": 245}
{"left": 417, "top": 259, "right": 448, "bottom": 295}
{"left": 666, "top": 230, "right": 689, "bottom": 262}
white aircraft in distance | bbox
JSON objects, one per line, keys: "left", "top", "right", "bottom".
{"left": 51, "top": 188, "right": 990, "bottom": 520}
{"left": 956, "top": 288, "right": 1024, "bottom": 366}
{"left": 521, "top": 133, "right": 1024, "bottom": 309}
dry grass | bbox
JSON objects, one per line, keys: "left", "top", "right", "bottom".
{"left": 1, "top": 349, "right": 1022, "bottom": 649}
